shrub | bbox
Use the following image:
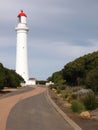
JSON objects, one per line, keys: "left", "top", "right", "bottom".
{"left": 59, "top": 85, "right": 66, "bottom": 90}
{"left": 57, "top": 88, "right": 61, "bottom": 94}
{"left": 71, "top": 100, "right": 85, "bottom": 113}
{"left": 66, "top": 95, "right": 73, "bottom": 103}
{"left": 72, "top": 93, "right": 77, "bottom": 99}
{"left": 49, "top": 85, "right": 57, "bottom": 90}
{"left": 62, "top": 93, "right": 68, "bottom": 99}
{"left": 81, "top": 93, "right": 96, "bottom": 110}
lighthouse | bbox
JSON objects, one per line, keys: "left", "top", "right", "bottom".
{"left": 15, "top": 10, "right": 29, "bottom": 83}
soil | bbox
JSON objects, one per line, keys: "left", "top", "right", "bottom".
{"left": 49, "top": 88, "right": 98, "bottom": 130}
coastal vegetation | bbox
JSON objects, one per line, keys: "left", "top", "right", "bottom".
{"left": 0, "top": 63, "right": 24, "bottom": 90}
{"left": 48, "top": 51, "right": 98, "bottom": 94}
{"left": 48, "top": 51, "right": 98, "bottom": 113}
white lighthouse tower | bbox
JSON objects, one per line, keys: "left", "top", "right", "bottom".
{"left": 15, "top": 10, "right": 29, "bottom": 84}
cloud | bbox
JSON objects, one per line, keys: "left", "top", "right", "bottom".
{"left": 0, "top": 0, "right": 98, "bottom": 79}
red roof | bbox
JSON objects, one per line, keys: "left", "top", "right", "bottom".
{"left": 18, "top": 10, "right": 27, "bottom": 17}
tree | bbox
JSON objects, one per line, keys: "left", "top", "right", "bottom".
{"left": 47, "top": 71, "right": 64, "bottom": 84}
{"left": 63, "top": 61, "right": 85, "bottom": 86}
{"left": 0, "top": 63, "right": 6, "bottom": 90}
{"left": 5, "top": 69, "right": 24, "bottom": 88}
{"left": 0, "top": 63, "right": 24, "bottom": 90}
{"left": 47, "top": 51, "right": 98, "bottom": 89}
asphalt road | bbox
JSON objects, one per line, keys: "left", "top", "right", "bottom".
{"left": 6, "top": 86, "right": 74, "bottom": 130}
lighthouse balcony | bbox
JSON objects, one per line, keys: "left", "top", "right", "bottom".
{"left": 15, "top": 23, "right": 29, "bottom": 31}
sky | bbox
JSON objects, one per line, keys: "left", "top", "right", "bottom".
{"left": 0, "top": 0, "right": 98, "bottom": 80}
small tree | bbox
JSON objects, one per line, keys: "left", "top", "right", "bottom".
{"left": 71, "top": 100, "right": 85, "bottom": 113}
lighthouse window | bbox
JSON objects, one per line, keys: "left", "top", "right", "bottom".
{"left": 23, "top": 47, "right": 24, "bottom": 49}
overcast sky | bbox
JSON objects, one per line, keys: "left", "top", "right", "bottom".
{"left": 0, "top": 0, "right": 98, "bottom": 80}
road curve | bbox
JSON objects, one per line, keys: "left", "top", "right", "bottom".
{"left": 6, "top": 86, "right": 74, "bottom": 130}
{"left": 0, "top": 86, "right": 45, "bottom": 130}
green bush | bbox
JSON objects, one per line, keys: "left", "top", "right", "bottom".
{"left": 72, "top": 93, "right": 77, "bottom": 99}
{"left": 62, "top": 93, "right": 68, "bottom": 99}
{"left": 71, "top": 100, "right": 85, "bottom": 113}
{"left": 59, "top": 85, "right": 66, "bottom": 90}
{"left": 57, "top": 88, "right": 61, "bottom": 94}
{"left": 81, "top": 93, "right": 96, "bottom": 110}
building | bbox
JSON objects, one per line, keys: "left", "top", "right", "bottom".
{"left": 27, "top": 78, "right": 36, "bottom": 85}
{"left": 15, "top": 10, "right": 36, "bottom": 85}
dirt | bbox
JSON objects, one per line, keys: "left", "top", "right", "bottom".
{"left": 49, "top": 88, "right": 98, "bottom": 130}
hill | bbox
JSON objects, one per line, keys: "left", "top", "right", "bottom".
{"left": 0, "top": 63, "right": 24, "bottom": 90}
{"left": 47, "top": 51, "right": 98, "bottom": 93}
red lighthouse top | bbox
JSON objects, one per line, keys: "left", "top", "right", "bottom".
{"left": 18, "top": 10, "right": 27, "bottom": 17}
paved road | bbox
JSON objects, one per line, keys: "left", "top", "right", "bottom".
{"left": 6, "top": 86, "right": 74, "bottom": 130}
